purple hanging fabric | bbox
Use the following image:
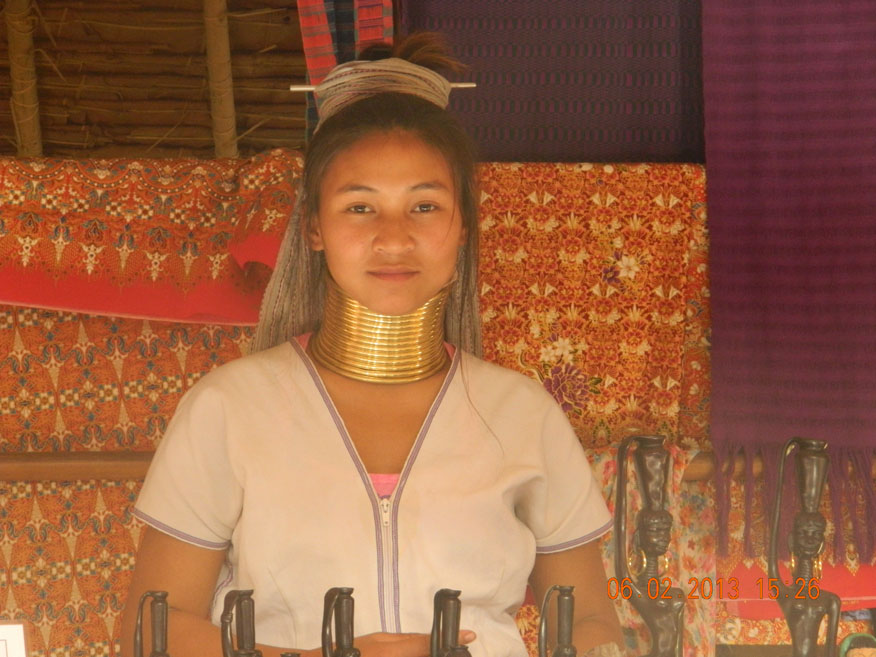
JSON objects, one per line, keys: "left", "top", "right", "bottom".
{"left": 398, "top": 0, "right": 704, "bottom": 163}
{"left": 703, "top": 2, "right": 876, "bottom": 561}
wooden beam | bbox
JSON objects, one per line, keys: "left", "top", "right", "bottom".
{"left": 0, "top": 450, "right": 867, "bottom": 483}
{"left": 5, "top": 0, "right": 43, "bottom": 156}
{"left": 0, "top": 452, "right": 153, "bottom": 482}
{"left": 203, "top": 0, "right": 238, "bottom": 157}
{"left": 0, "top": 451, "right": 754, "bottom": 483}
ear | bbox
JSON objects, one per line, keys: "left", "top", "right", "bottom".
{"left": 306, "top": 217, "right": 325, "bottom": 251}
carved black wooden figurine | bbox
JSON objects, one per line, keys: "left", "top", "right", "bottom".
{"left": 134, "top": 590, "right": 170, "bottom": 657}
{"left": 431, "top": 589, "right": 471, "bottom": 657}
{"left": 768, "top": 438, "right": 841, "bottom": 657}
{"left": 538, "top": 585, "right": 576, "bottom": 657}
{"left": 614, "top": 435, "right": 684, "bottom": 657}
{"left": 322, "top": 588, "right": 360, "bottom": 657}
{"left": 221, "top": 590, "right": 263, "bottom": 657}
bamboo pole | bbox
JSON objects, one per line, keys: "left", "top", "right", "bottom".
{"left": 1, "top": 49, "right": 307, "bottom": 78}
{"left": 36, "top": 99, "right": 305, "bottom": 129}
{"left": 46, "top": 143, "right": 217, "bottom": 159}
{"left": 5, "top": 0, "right": 43, "bottom": 156}
{"left": 203, "top": 0, "right": 238, "bottom": 157}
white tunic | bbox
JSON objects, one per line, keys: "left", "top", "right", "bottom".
{"left": 135, "top": 340, "right": 611, "bottom": 657}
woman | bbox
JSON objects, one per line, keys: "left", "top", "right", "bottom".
{"left": 121, "top": 35, "right": 625, "bottom": 657}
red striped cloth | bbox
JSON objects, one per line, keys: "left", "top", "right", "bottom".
{"left": 297, "top": 0, "right": 339, "bottom": 85}
{"left": 297, "top": 1, "right": 394, "bottom": 86}
{"left": 355, "top": 0, "right": 393, "bottom": 51}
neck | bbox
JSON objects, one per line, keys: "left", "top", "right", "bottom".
{"left": 309, "top": 278, "right": 450, "bottom": 383}
{"left": 641, "top": 552, "right": 660, "bottom": 581}
{"left": 793, "top": 556, "right": 814, "bottom": 580}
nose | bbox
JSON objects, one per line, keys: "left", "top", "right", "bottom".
{"left": 372, "top": 211, "right": 414, "bottom": 254}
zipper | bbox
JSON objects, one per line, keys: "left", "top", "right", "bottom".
{"left": 294, "top": 339, "right": 456, "bottom": 638}
{"left": 379, "top": 498, "right": 392, "bottom": 527}
{"left": 377, "top": 496, "right": 398, "bottom": 632}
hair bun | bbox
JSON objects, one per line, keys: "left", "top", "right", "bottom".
{"left": 359, "top": 42, "right": 394, "bottom": 61}
{"left": 359, "top": 32, "right": 465, "bottom": 75}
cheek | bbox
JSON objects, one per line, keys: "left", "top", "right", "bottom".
{"left": 431, "top": 239, "right": 462, "bottom": 274}
{"left": 429, "top": 221, "right": 465, "bottom": 258}
{"left": 317, "top": 222, "right": 365, "bottom": 255}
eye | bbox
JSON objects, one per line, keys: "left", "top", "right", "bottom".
{"left": 346, "top": 203, "right": 372, "bottom": 214}
{"left": 413, "top": 202, "right": 439, "bottom": 213}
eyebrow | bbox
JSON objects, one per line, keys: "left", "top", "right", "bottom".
{"left": 334, "top": 181, "right": 451, "bottom": 194}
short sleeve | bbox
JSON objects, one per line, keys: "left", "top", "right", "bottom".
{"left": 135, "top": 380, "right": 244, "bottom": 550}
{"left": 516, "top": 398, "right": 612, "bottom": 553}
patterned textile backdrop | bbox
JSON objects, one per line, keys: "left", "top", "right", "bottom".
{"left": 399, "top": 0, "right": 704, "bottom": 162}
{"left": 0, "top": 306, "right": 252, "bottom": 453}
{"left": 0, "top": 150, "right": 299, "bottom": 325}
{"left": 478, "top": 162, "right": 709, "bottom": 449}
{"left": 0, "top": 480, "right": 143, "bottom": 656}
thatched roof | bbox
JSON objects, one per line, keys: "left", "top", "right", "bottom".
{"left": 0, "top": 0, "right": 307, "bottom": 158}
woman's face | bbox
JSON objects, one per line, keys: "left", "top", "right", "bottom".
{"left": 309, "top": 130, "right": 465, "bottom": 316}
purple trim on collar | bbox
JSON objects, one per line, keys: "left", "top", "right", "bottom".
{"left": 133, "top": 507, "right": 229, "bottom": 550}
{"left": 212, "top": 558, "right": 235, "bottom": 614}
{"left": 535, "top": 518, "right": 613, "bottom": 554}
{"left": 391, "top": 351, "right": 459, "bottom": 630}
{"left": 290, "top": 339, "right": 390, "bottom": 628}
{"left": 291, "top": 338, "right": 461, "bottom": 633}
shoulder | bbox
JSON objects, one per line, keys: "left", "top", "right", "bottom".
{"left": 157, "top": 341, "right": 309, "bottom": 448}
{"left": 174, "top": 342, "right": 306, "bottom": 415}
{"left": 456, "top": 350, "right": 560, "bottom": 417}
{"left": 191, "top": 341, "right": 298, "bottom": 392}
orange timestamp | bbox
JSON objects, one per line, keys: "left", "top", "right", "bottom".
{"left": 756, "top": 577, "right": 821, "bottom": 600}
{"left": 607, "top": 577, "right": 821, "bottom": 601}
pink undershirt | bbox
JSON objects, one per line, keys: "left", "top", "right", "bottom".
{"left": 295, "top": 333, "right": 456, "bottom": 500}
{"left": 370, "top": 473, "right": 400, "bottom": 498}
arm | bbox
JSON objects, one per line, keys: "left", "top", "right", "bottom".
{"left": 120, "top": 527, "right": 466, "bottom": 657}
{"left": 767, "top": 440, "right": 795, "bottom": 596}
{"left": 529, "top": 540, "right": 626, "bottom": 656}
{"left": 120, "top": 526, "right": 272, "bottom": 657}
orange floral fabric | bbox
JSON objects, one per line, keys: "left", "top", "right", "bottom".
{"left": 475, "top": 161, "right": 714, "bottom": 653}
{"left": 0, "top": 480, "right": 142, "bottom": 656}
{"left": 0, "top": 150, "right": 299, "bottom": 325}
{"left": 0, "top": 305, "right": 251, "bottom": 452}
{"left": 478, "top": 162, "right": 710, "bottom": 450}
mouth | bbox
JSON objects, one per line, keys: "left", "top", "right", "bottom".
{"left": 368, "top": 268, "right": 418, "bottom": 281}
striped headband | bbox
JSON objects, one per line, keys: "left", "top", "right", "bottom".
{"left": 313, "top": 58, "right": 452, "bottom": 127}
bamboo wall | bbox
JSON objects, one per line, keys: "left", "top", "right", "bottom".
{"left": 0, "top": 0, "right": 307, "bottom": 158}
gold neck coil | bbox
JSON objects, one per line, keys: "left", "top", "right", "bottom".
{"left": 309, "top": 278, "right": 451, "bottom": 383}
